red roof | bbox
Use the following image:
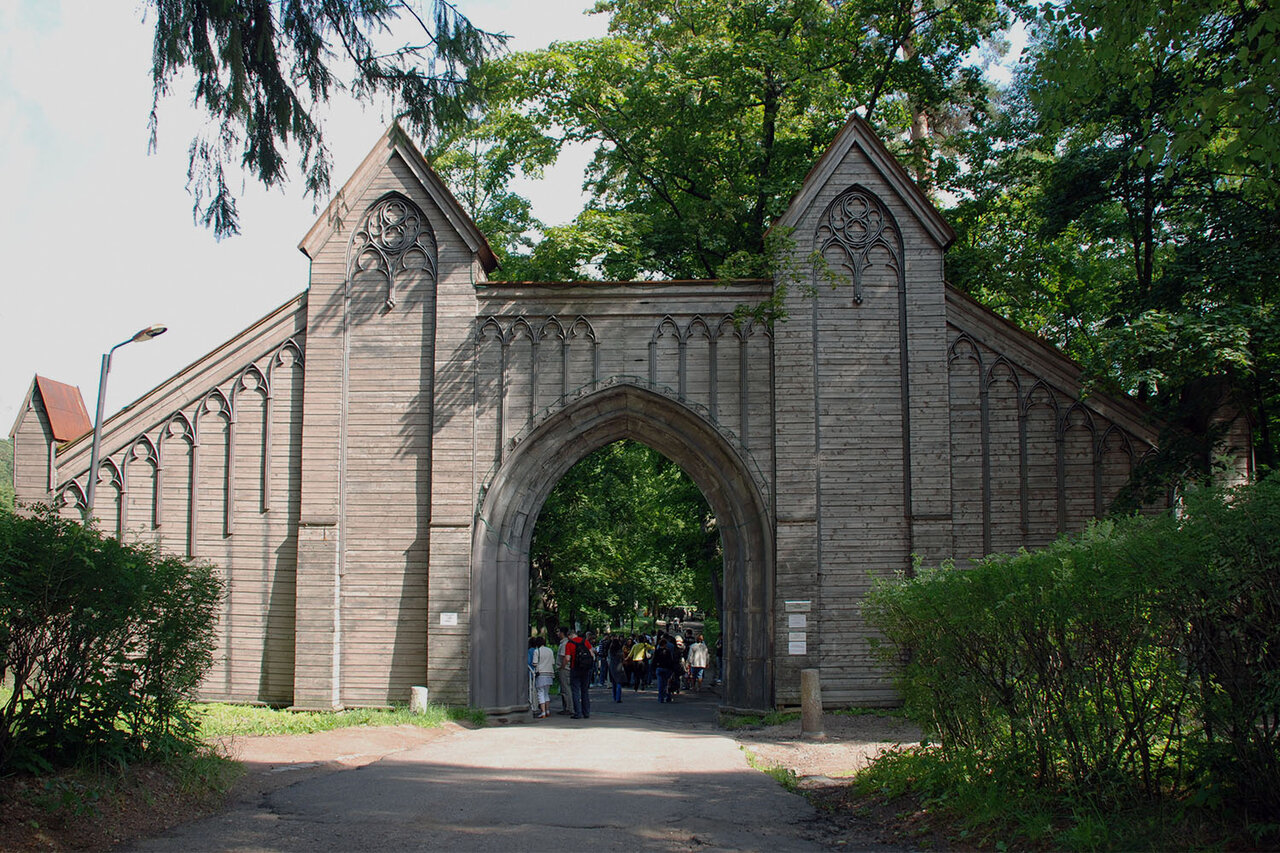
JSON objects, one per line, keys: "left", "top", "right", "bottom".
{"left": 35, "top": 376, "right": 92, "bottom": 442}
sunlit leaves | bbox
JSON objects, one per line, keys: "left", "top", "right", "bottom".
{"left": 440, "top": 0, "right": 1008, "bottom": 278}
{"left": 529, "top": 440, "right": 719, "bottom": 631}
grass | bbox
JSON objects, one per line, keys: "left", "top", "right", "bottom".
{"left": 196, "top": 701, "right": 485, "bottom": 738}
{"left": 742, "top": 747, "right": 801, "bottom": 793}
{"left": 829, "top": 705, "right": 906, "bottom": 720}
{"left": 719, "top": 704, "right": 901, "bottom": 731}
{"left": 717, "top": 709, "right": 801, "bottom": 730}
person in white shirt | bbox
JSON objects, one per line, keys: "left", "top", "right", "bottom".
{"left": 687, "top": 634, "right": 711, "bottom": 692}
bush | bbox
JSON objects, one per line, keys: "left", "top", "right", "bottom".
{"left": 1173, "top": 479, "right": 1280, "bottom": 813}
{"left": 865, "top": 478, "right": 1280, "bottom": 816}
{"left": 0, "top": 504, "right": 222, "bottom": 773}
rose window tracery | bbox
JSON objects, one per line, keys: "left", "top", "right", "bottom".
{"left": 815, "top": 186, "right": 901, "bottom": 304}
{"left": 347, "top": 194, "right": 437, "bottom": 308}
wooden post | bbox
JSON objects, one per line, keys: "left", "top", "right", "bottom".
{"left": 801, "top": 668, "right": 825, "bottom": 739}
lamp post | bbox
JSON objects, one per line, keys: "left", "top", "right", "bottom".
{"left": 85, "top": 324, "right": 168, "bottom": 512}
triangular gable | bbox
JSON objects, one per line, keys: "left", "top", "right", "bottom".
{"left": 771, "top": 114, "right": 956, "bottom": 249}
{"left": 9, "top": 376, "right": 92, "bottom": 443}
{"left": 298, "top": 123, "right": 499, "bottom": 272}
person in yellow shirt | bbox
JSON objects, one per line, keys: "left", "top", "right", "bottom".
{"left": 626, "top": 635, "right": 652, "bottom": 691}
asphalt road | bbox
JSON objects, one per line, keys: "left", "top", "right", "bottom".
{"left": 128, "top": 685, "right": 839, "bottom": 852}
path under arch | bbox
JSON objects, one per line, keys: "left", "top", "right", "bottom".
{"left": 472, "top": 383, "right": 775, "bottom": 714}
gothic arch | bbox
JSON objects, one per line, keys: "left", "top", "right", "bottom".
{"left": 346, "top": 191, "right": 438, "bottom": 309}
{"left": 471, "top": 382, "right": 774, "bottom": 714}
{"left": 814, "top": 184, "right": 904, "bottom": 304}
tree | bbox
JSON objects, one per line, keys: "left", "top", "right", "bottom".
{"left": 0, "top": 439, "right": 13, "bottom": 510}
{"left": 146, "top": 0, "right": 506, "bottom": 237}
{"left": 529, "top": 440, "right": 720, "bottom": 632}
{"left": 442, "top": 0, "right": 1009, "bottom": 280}
{"left": 0, "top": 505, "right": 221, "bottom": 773}
{"left": 948, "top": 0, "right": 1280, "bottom": 482}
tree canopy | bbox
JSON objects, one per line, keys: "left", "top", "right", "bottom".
{"left": 432, "top": 0, "right": 1010, "bottom": 280}
{"left": 146, "top": 0, "right": 506, "bottom": 237}
{"left": 529, "top": 440, "right": 720, "bottom": 633}
{"left": 0, "top": 439, "right": 13, "bottom": 511}
{"left": 947, "top": 0, "right": 1279, "bottom": 481}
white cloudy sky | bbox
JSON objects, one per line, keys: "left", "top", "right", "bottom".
{"left": 0, "top": 0, "right": 608, "bottom": 432}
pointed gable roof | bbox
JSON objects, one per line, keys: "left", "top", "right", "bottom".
{"left": 8, "top": 376, "right": 92, "bottom": 443}
{"left": 298, "top": 123, "right": 499, "bottom": 272}
{"left": 772, "top": 114, "right": 956, "bottom": 249}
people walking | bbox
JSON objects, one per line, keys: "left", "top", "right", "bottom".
{"left": 556, "top": 627, "right": 573, "bottom": 715}
{"left": 527, "top": 637, "right": 538, "bottom": 713}
{"left": 654, "top": 633, "right": 677, "bottom": 703}
{"left": 688, "top": 634, "right": 710, "bottom": 692}
{"left": 565, "top": 628, "right": 595, "bottom": 719}
{"left": 531, "top": 636, "right": 555, "bottom": 718}
{"left": 607, "top": 633, "right": 626, "bottom": 703}
{"left": 627, "top": 635, "right": 651, "bottom": 691}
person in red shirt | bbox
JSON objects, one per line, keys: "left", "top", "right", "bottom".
{"left": 565, "top": 628, "right": 595, "bottom": 719}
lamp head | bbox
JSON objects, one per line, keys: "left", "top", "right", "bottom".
{"left": 131, "top": 324, "right": 168, "bottom": 343}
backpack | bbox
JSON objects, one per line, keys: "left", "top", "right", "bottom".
{"left": 572, "top": 639, "right": 594, "bottom": 672}
{"left": 654, "top": 644, "right": 674, "bottom": 669}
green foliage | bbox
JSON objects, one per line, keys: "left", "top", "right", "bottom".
{"left": 743, "top": 747, "right": 800, "bottom": 792}
{"left": 865, "top": 478, "right": 1280, "bottom": 824}
{"left": 949, "top": 0, "right": 1280, "bottom": 478}
{"left": 196, "top": 701, "right": 481, "bottom": 738}
{"left": 0, "top": 505, "right": 222, "bottom": 773}
{"left": 852, "top": 744, "right": 1245, "bottom": 851}
{"left": 443, "top": 0, "right": 1009, "bottom": 279}
{"left": 145, "top": 0, "right": 505, "bottom": 237}
{"left": 0, "top": 438, "right": 13, "bottom": 510}
{"left": 529, "top": 440, "right": 720, "bottom": 632}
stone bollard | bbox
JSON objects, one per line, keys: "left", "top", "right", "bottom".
{"left": 409, "top": 685, "right": 430, "bottom": 714}
{"left": 800, "top": 669, "right": 825, "bottom": 739}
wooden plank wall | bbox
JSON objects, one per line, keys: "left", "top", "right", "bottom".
{"left": 774, "top": 153, "right": 953, "bottom": 707}
{"left": 473, "top": 283, "right": 776, "bottom": 495}
{"left": 48, "top": 303, "right": 308, "bottom": 706}
{"left": 945, "top": 305, "right": 1167, "bottom": 563}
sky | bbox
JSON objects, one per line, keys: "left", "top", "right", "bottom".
{"left": 0, "top": 2, "right": 1022, "bottom": 435}
{"left": 0, "top": 0, "right": 609, "bottom": 433}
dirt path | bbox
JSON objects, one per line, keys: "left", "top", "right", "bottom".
{"left": 118, "top": 689, "right": 920, "bottom": 851}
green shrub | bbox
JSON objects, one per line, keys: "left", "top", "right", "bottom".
{"left": 865, "top": 478, "right": 1280, "bottom": 816}
{"left": 0, "top": 504, "right": 222, "bottom": 773}
{"left": 1171, "top": 479, "right": 1280, "bottom": 814}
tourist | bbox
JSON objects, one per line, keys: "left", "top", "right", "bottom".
{"left": 527, "top": 636, "right": 538, "bottom": 714}
{"left": 531, "top": 636, "right": 555, "bottom": 718}
{"left": 688, "top": 634, "right": 710, "bottom": 692}
{"left": 565, "top": 628, "right": 594, "bottom": 719}
{"left": 607, "top": 633, "right": 626, "bottom": 703}
{"left": 654, "top": 633, "right": 677, "bottom": 703}
{"left": 626, "top": 635, "right": 651, "bottom": 691}
{"left": 556, "top": 627, "right": 573, "bottom": 715}
{"left": 671, "top": 633, "right": 686, "bottom": 696}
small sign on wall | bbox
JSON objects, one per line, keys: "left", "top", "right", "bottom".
{"left": 439, "top": 612, "right": 458, "bottom": 626}
{"left": 786, "top": 601, "right": 811, "bottom": 654}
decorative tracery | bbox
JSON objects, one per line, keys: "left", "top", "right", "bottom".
{"left": 815, "top": 186, "right": 901, "bottom": 304}
{"left": 347, "top": 193, "right": 437, "bottom": 309}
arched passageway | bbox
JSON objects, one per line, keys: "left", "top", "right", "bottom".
{"left": 471, "top": 382, "right": 774, "bottom": 713}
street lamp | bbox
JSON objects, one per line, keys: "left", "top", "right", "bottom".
{"left": 85, "top": 324, "right": 168, "bottom": 512}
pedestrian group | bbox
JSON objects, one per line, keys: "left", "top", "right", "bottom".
{"left": 528, "top": 626, "right": 721, "bottom": 719}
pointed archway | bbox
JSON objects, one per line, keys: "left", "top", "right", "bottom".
{"left": 471, "top": 382, "right": 774, "bottom": 713}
